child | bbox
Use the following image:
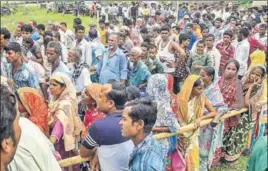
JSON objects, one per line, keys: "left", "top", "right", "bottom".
{"left": 147, "top": 44, "right": 164, "bottom": 74}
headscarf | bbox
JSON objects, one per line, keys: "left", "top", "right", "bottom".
{"left": 17, "top": 87, "right": 48, "bottom": 135}
{"left": 48, "top": 72, "right": 82, "bottom": 151}
{"left": 86, "top": 83, "right": 102, "bottom": 102}
{"left": 177, "top": 75, "right": 206, "bottom": 123}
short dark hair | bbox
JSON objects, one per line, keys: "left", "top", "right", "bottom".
{"left": 239, "top": 27, "right": 250, "bottom": 38}
{"left": 140, "top": 42, "right": 149, "bottom": 49}
{"left": 60, "top": 22, "right": 67, "bottom": 27}
{"left": 223, "top": 31, "right": 233, "bottom": 38}
{"left": 259, "top": 23, "right": 267, "bottom": 29}
{"left": 99, "top": 19, "right": 105, "bottom": 24}
{"left": 215, "top": 18, "right": 223, "bottom": 23}
{"left": 125, "top": 98, "right": 157, "bottom": 134}
{"left": 224, "top": 59, "right": 240, "bottom": 72}
{"left": 160, "top": 25, "right": 170, "bottom": 32}
{"left": 37, "top": 24, "right": 45, "bottom": 31}
{"left": 21, "top": 24, "right": 33, "bottom": 33}
{"left": 23, "top": 37, "right": 33, "bottom": 44}
{"left": 193, "top": 78, "right": 203, "bottom": 87}
{"left": 75, "top": 25, "right": 85, "bottom": 33}
{"left": 107, "top": 82, "right": 127, "bottom": 110}
{"left": 179, "top": 33, "right": 190, "bottom": 44}
{"left": 53, "top": 32, "right": 61, "bottom": 41}
{"left": 197, "top": 39, "right": 205, "bottom": 46}
{"left": 202, "top": 66, "right": 215, "bottom": 82}
{"left": 187, "top": 23, "right": 193, "bottom": 29}
{"left": 204, "top": 34, "right": 215, "bottom": 41}
{"left": 73, "top": 18, "right": 82, "bottom": 25}
{"left": 251, "top": 66, "right": 266, "bottom": 78}
{"left": 126, "top": 86, "right": 141, "bottom": 101}
{"left": 0, "top": 28, "right": 11, "bottom": 39}
{"left": 140, "top": 27, "right": 148, "bottom": 34}
{"left": 0, "top": 85, "right": 18, "bottom": 149}
{"left": 148, "top": 44, "right": 157, "bottom": 50}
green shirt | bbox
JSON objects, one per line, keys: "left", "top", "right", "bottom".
{"left": 187, "top": 53, "right": 212, "bottom": 75}
{"left": 145, "top": 57, "right": 164, "bottom": 74}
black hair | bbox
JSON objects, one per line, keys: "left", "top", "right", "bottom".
{"left": 201, "top": 25, "right": 209, "bottom": 32}
{"left": 224, "top": 59, "right": 240, "bottom": 72}
{"left": 0, "top": 28, "right": 11, "bottom": 39}
{"left": 23, "top": 37, "right": 33, "bottom": 44}
{"left": 239, "top": 27, "right": 250, "bottom": 38}
{"left": 75, "top": 25, "right": 85, "bottom": 33}
{"left": 204, "top": 34, "right": 215, "bottom": 41}
{"left": 21, "top": 24, "right": 33, "bottom": 33}
{"left": 197, "top": 40, "right": 205, "bottom": 46}
{"left": 148, "top": 43, "right": 157, "bottom": 50}
{"left": 0, "top": 85, "right": 18, "bottom": 149}
{"left": 141, "top": 42, "right": 149, "bottom": 49}
{"left": 60, "top": 22, "right": 67, "bottom": 27}
{"left": 140, "top": 27, "right": 148, "bottom": 34}
{"left": 202, "top": 66, "right": 215, "bottom": 82}
{"left": 99, "top": 19, "right": 105, "bottom": 24}
{"left": 53, "top": 32, "right": 61, "bottom": 41}
{"left": 125, "top": 98, "right": 157, "bottom": 134}
{"left": 126, "top": 86, "right": 141, "bottom": 101}
{"left": 215, "top": 18, "right": 223, "bottom": 23}
{"left": 179, "top": 33, "right": 190, "bottom": 44}
{"left": 193, "top": 78, "right": 203, "bottom": 87}
{"left": 107, "top": 82, "right": 127, "bottom": 110}
{"left": 259, "top": 23, "right": 267, "bottom": 29}
{"left": 37, "top": 24, "right": 45, "bottom": 31}
{"left": 194, "top": 12, "right": 201, "bottom": 19}
{"left": 187, "top": 23, "right": 193, "bottom": 29}
{"left": 160, "top": 25, "right": 170, "bottom": 32}
{"left": 243, "top": 22, "right": 252, "bottom": 31}
{"left": 73, "top": 18, "right": 82, "bottom": 25}
{"left": 251, "top": 66, "right": 266, "bottom": 78}
{"left": 223, "top": 31, "right": 233, "bottom": 38}
{"left": 152, "top": 26, "right": 160, "bottom": 33}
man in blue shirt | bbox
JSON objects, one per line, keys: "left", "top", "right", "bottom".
{"left": 119, "top": 98, "right": 166, "bottom": 171}
{"left": 80, "top": 82, "right": 134, "bottom": 171}
{"left": 5, "top": 42, "right": 39, "bottom": 91}
{"left": 91, "top": 33, "right": 128, "bottom": 85}
{"left": 186, "top": 23, "right": 197, "bottom": 50}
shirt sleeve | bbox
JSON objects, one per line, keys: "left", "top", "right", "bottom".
{"left": 51, "top": 120, "right": 64, "bottom": 142}
{"left": 119, "top": 55, "right": 128, "bottom": 80}
{"left": 82, "top": 68, "right": 91, "bottom": 89}
{"left": 81, "top": 123, "right": 100, "bottom": 150}
{"left": 206, "top": 54, "right": 213, "bottom": 67}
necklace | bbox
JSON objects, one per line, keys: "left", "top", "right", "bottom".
{"left": 160, "top": 40, "right": 169, "bottom": 51}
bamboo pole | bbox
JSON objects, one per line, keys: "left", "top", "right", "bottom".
{"left": 58, "top": 101, "right": 267, "bottom": 168}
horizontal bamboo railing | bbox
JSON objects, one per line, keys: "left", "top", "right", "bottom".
{"left": 58, "top": 102, "right": 267, "bottom": 168}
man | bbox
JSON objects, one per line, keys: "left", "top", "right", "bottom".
{"left": 204, "top": 34, "right": 221, "bottom": 75}
{"left": 80, "top": 82, "right": 134, "bottom": 171}
{"left": 130, "top": 2, "right": 138, "bottom": 25}
{"left": 254, "top": 23, "right": 267, "bottom": 46}
{"left": 187, "top": 40, "right": 212, "bottom": 75}
{"left": 28, "top": 20, "right": 40, "bottom": 41}
{"left": 118, "top": 33, "right": 130, "bottom": 59}
{"left": 234, "top": 28, "right": 250, "bottom": 79}
{"left": 186, "top": 23, "right": 198, "bottom": 50}
{"left": 119, "top": 26, "right": 134, "bottom": 52}
{"left": 99, "top": 19, "right": 108, "bottom": 46}
{"left": 146, "top": 44, "right": 163, "bottom": 74}
{"left": 72, "top": 25, "right": 92, "bottom": 67}
{"left": 5, "top": 42, "right": 39, "bottom": 91}
{"left": 22, "top": 37, "right": 43, "bottom": 65}
{"left": 209, "top": 18, "right": 224, "bottom": 43}
{"left": 119, "top": 98, "right": 165, "bottom": 171}
{"left": 128, "top": 47, "right": 151, "bottom": 90}
{"left": 10, "top": 27, "right": 23, "bottom": 46}
{"left": 46, "top": 41, "right": 72, "bottom": 78}
{"left": 216, "top": 31, "right": 235, "bottom": 75}
{"left": 157, "top": 25, "right": 185, "bottom": 74}
{"left": 0, "top": 85, "right": 21, "bottom": 171}
{"left": 59, "top": 22, "right": 75, "bottom": 49}
{"left": 91, "top": 33, "right": 128, "bottom": 85}
{"left": 52, "top": 32, "right": 68, "bottom": 64}
{"left": 36, "top": 24, "right": 45, "bottom": 46}
{"left": 0, "top": 28, "right": 11, "bottom": 77}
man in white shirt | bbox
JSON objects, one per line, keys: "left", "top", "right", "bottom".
{"left": 52, "top": 31, "right": 68, "bottom": 64}
{"left": 222, "top": 7, "right": 231, "bottom": 21}
{"left": 59, "top": 22, "right": 75, "bottom": 49}
{"left": 254, "top": 23, "right": 267, "bottom": 46}
{"left": 234, "top": 28, "right": 250, "bottom": 79}
{"left": 210, "top": 18, "right": 225, "bottom": 44}
{"left": 72, "top": 25, "right": 92, "bottom": 67}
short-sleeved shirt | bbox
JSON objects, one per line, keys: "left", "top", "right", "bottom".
{"left": 82, "top": 112, "right": 134, "bottom": 171}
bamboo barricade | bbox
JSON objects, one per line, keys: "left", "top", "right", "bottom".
{"left": 58, "top": 101, "right": 267, "bottom": 168}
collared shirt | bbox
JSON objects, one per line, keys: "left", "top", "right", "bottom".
{"left": 234, "top": 39, "right": 250, "bottom": 76}
{"left": 90, "top": 38, "right": 106, "bottom": 65}
{"left": 72, "top": 39, "right": 92, "bottom": 66}
{"left": 128, "top": 60, "right": 151, "bottom": 87}
{"left": 82, "top": 112, "right": 134, "bottom": 171}
{"left": 216, "top": 41, "right": 235, "bottom": 75}
{"left": 51, "top": 61, "right": 72, "bottom": 78}
{"left": 96, "top": 48, "right": 128, "bottom": 85}
{"left": 70, "top": 67, "right": 91, "bottom": 93}
{"left": 206, "top": 47, "right": 221, "bottom": 76}
{"left": 129, "top": 133, "right": 165, "bottom": 171}
{"left": 187, "top": 53, "right": 213, "bottom": 75}
{"left": 7, "top": 63, "right": 39, "bottom": 91}
{"left": 62, "top": 29, "right": 75, "bottom": 49}
{"left": 209, "top": 26, "right": 224, "bottom": 43}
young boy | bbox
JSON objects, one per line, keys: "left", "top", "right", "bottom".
{"left": 146, "top": 44, "right": 163, "bottom": 74}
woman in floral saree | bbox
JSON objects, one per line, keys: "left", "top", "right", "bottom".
{"left": 177, "top": 75, "right": 216, "bottom": 171}
{"left": 48, "top": 72, "right": 83, "bottom": 171}
{"left": 199, "top": 67, "right": 228, "bottom": 170}
{"left": 223, "top": 65, "right": 266, "bottom": 163}
{"left": 16, "top": 87, "right": 49, "bottom": 136}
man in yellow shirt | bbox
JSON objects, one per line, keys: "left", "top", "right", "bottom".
{"left": 142, "top": 4, "right": 150, "bottom": 24}
{"left": 99, "top": 19, "right": 108, "bottom": 46}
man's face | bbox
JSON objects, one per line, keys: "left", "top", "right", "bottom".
{"left": 130, "top": 50, "right": 140, "bottom": 63}
{"left": 6, "top": 50, "right": 20, "bottom": 63}
{"left": 223, "top": 35, "right": 231, "bottom": 44}
{"left": 99, "top": 23, "right": 105, "bottom": 29}
{"left": 215, "top": 21, "right": 222, "bottom": 28}
{"left": 21, "top": 31, "right": 31, "bottom": 39}
{"left": 186, "top": 26, "right": 192, "bottom": 34}
{"left": 237, "top": 32, "right": 243, "bottom": 42}
{"left": 119, "top": 106, "right": 140, "bottom": 137}
{"left": 108, "top": 34, "right": 118, "bottom": 49}
{"left": 119, "top": 29, "right": 126, "bottom": 36}
{"left": 0, "top": 34, "right": 7, "bottom": 49}
{"left": 1, "top": 105, "right": 21, "bottom": 166}
{"left": 68, "top": 50, "right": 77, "bottom": 63}
{"left": 76, "top": 29, "right": 85, "bottom": 40}
{"left": 46, "top": 47, "right": 59, "bottom": 63}
{"left": 182, "top": 39, "right": 190, "bottom": 47}
{"left": 14, "top": 28, "right": 22, "bottom": 38}
{"left": 201, "top": 28, "right": 209, "bottom": 37}
{"left": 96, "top": 84, "right": 112, "bottom": 114}
{"left": 259, "top": 27, "right": 266, "bottom": 36}
{"left": 59, "top": 24, "right": 65, "bottom": 31}
{"left": 196, "top": 43, "right": 205, "bottom": 55}
{"left": 37, "top": 29, "right": 44, "bottom": 36}
{"left": 141, "top": 46, "right": 148, "bottom": 56}
{"left": 160, "top": 30, "right": 170, "bottom": 40}
{"left": 148, "top": 48, "right": 157, "bottom": 59}
{"left": 205, "top": 37, "right": 214, "bottom": 48}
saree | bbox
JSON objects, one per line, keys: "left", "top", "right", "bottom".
{"left": 17, "top": 87, "right": 48, "bottom": 136}
{"left": 48, "top": 73, "right": 83, "bottom": 171}
{"left": 177, "top": 75, "right": 206, "bottom": 171}
{"left": 223, "top": 65, "right": 265, "bottom": 162}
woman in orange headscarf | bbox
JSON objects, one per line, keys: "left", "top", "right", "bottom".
{"left": 16, "top": 87, "right": 49, "bottom": 136}
{"left": 177, "top": 75, "right": 216, "bottom": 171}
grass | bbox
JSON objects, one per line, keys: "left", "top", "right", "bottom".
{"left": 210, "top": 156, "right": 249, "bottom": 171}
{"left": 1, "top": 5, "right": 97, "bottom": 33}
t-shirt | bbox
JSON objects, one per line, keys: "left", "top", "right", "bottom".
{"left": 82, "top": 112, "right": 134, "bottom": 171}
{"left": 130, "top": 6, "right": 137, "bottom": 17}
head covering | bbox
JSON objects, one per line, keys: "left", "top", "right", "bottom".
{"left": 177, "top": 75, "right": 205, "bottom": 123}
{"left": 49, "top": 72, "right": 82, "bottom": 151}
{"left": 17, "top": 87, "right": 48, "bottom": 135}
{"left": 86, "top": 83, "right": 102, "bottom": 102}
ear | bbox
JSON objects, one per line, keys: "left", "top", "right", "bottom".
{"left": 1, "top": 138, "right": 13, "bottom": 154}
{"left": 136, "top": 120, "right": 145, "bottom": 131}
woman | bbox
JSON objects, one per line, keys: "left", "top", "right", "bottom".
{"left": 165, "top": 74, "right": 178, "bottom": 116}
{"left": 223, "top": 65, "right": 266, "bottom": 163}
{"left": 146, "top": 74, "right": 180, "bottom": 160}
{"left": 48, "top": 72, "right": 83, "bottom": 171}
{"left": 199, "top": 67, "right": 228, "bottom": 170}
{"left": 81, "top": 83, "right": 105, "bottom": 138}
{"left": 177, "top": 75, "right": 216, "bottom": 171}
{"left": 16, "top": 87, "right": 49, "bottom": 136}
{"left": 217, "top": 59, "right": 244, "bottom": 164}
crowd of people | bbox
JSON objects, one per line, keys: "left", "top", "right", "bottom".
{"left": 1, "top": 1, "right": 267, "bottom": 171}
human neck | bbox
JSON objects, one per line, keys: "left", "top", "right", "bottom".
{"left": 207, "top": 46, "right": 213, "bottom": 51}
{"left": 0, "top": 159, "right": 6, "bottom": 171}
{"left": 109, "top": 47, "right": 117, "bottom": 53}
{"left": 13, "top": 58, "right": 22, "bottom": 68}
{"left": 106, "top": 108, "right": 120, "bottom": 115}
{"left": 51, "top": 59, "right": 60, "bottom": 72}
{"left": 131, "top": 132, "right": 148, "bottom": 146}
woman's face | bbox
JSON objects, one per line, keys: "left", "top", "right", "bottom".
{"left": 200, "top": 70, "right": 212, "bottom": 88}
{"left": 224, "top": 62, "right": 238, "bottom": 79}
{"left": 82, "top": 91, "right": 95, "bottom": 105}
{"left": 17, "top": 99, "right": 27, "bottom": 114}
{"left": 191, "top": 80, "right": 204, "bottom": 97}
{"left": 49, "top": 80, "right": 65, "bottom": 98}
{"left": 249, "top": 68, "right": 263, "bottom": 84}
